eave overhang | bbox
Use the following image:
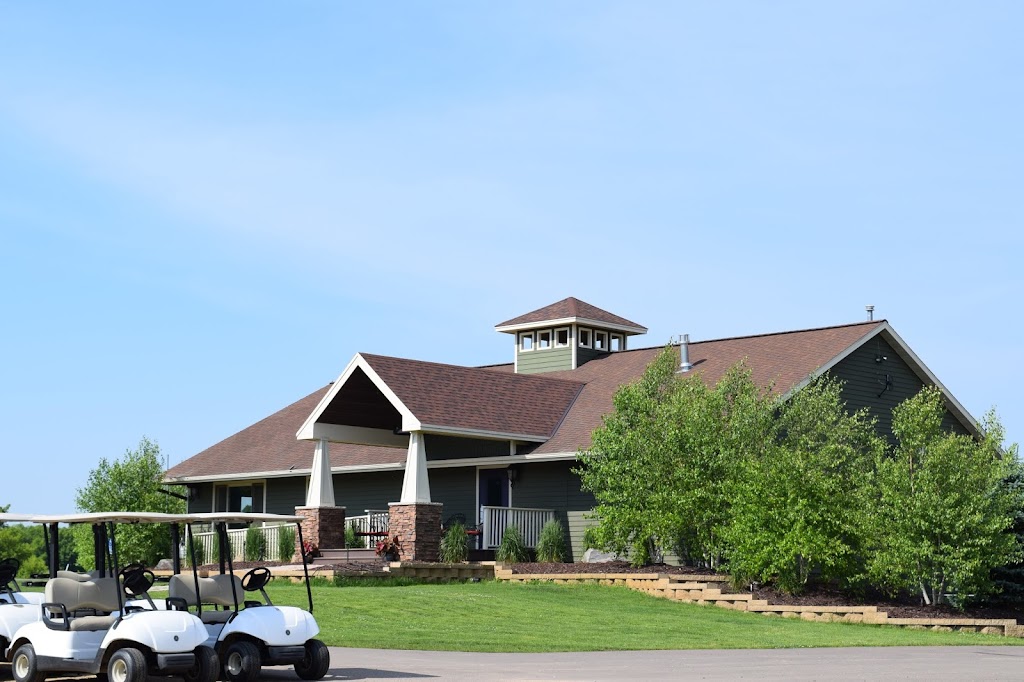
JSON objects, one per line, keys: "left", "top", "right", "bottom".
{"left": 495, "top": 316, "right": 647, "bottom": 336}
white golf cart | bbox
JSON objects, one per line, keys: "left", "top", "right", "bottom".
{"left": 174, "top": 512, "right": 329, "bottom": 682}
{"left": 0, "top": 514, "right": 46, "bottom": 670}
{"left": 7, "top": 512, "right": 219, "bottom": 682}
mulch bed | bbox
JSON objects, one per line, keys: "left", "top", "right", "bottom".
{"left": 506, "top": 561, "right": 1024, "bottom": 622}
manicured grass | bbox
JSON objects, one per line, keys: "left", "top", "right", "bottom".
{"left": 265, "top": 580, "right": 1024, "bottom": 652}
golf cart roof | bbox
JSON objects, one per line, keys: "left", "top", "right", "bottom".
{"left": 0, "top": 512, "right": 199, "bottom": 525}
{"left": 190, "top": 512, "right": 304, "bottom": 524}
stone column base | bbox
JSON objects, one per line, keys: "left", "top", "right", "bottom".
{"left": 294, "top": 506, "right": 346, "bottom": 562}
{"left": 388, "top": 502, "right": 442, "bottom": 562}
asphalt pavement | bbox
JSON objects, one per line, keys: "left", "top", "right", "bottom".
{"left": 249, "top": 645, "right": 1024, "bottom": 681}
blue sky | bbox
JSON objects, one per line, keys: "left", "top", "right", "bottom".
{"left": 1, "top": 3, "right": 1020, "bottom": 514}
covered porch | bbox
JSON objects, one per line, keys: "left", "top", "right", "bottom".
{"left": 293, "top": 353, "right": 578, "bottom": 561}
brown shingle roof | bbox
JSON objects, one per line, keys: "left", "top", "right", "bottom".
{"left": 534, "top": 320, "right": 883, "bottom": 453}
{"left": 166, "top": 320, "right": 882, "bottom": 479}
{"left": 495, "top": 297, "right": 646, "bottom": 332}
{"left": 163, "top": 386, "right": 406, "bottom": 480}
{"left": 360, "top": 354, "right": 584, "bottom": 439}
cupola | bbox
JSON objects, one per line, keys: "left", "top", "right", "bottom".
{"left": 494, "top": 297, "right": 647, "bottom": 374}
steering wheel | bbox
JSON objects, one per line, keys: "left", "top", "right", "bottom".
{"left": 0, "top": 557, "right": 19, "bottom": 586}
{"left": 241, "top": 567, "right": 271, "bottom": 592}
{"left": 119, "top": 562, "right": 155, "bottom": 596}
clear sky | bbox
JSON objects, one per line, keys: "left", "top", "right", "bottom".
{"left": 1, "top": 3, "right": 1020, "bottom": 515}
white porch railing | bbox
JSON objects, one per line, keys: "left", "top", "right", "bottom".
{"left": 480, "top": 506, "right": 555, "bottom": 550}
{"left": 346, "top": 510, "right": 390, "bottom": 548}
{"left": 189, "top": 524, "right": 290, "bottom": 563}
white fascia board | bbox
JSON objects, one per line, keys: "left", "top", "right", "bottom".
{"left": 296, "top": 353, "right": 420, "bottom": 441}
{"left": 417, "top": 423, "right": 548, "bottom": 443}
{"left": 164, "top": 451, "right": 581, "bottom": 484}
{"left": 780, "top": 322, "right": 981, "bottom": 436}
{"left": 495, "top": 317, "right": 647, "bottom": 336}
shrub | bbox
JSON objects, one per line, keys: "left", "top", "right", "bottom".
{"left": 244, "top": 526, "right": 267, "bottom": 562}
{"left": 496, "top": 526, "right": 529, "bottom": 563}
{"left": 278, "top": 526, "right": 296, "bottom": 562}
{"left": 535, "top": 519, "right": 568, "bottom": 563}
{"left": 345, "top": 524, "right": 361, "bottom": 549}
{"left": 440, "top": 521, "right": 470, "bottom": 563}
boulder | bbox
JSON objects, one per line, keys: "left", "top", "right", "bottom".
{"left": 582, "top": 549, "right": 620, "bottom": 563}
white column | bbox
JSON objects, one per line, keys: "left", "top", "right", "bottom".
{"left": 399, "top": 431, "right": 431, "bottom": 504}
{"left": 305, "top": 438, "right": 336, "bottom": 507}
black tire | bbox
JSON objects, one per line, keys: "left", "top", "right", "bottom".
{"left": 222, "top": 641, "right": 261, "bottom": 682}
{"left": 107, "top": 648, "right": 147, "bottom": 682}
{"left": 11, "top": 643, "right": 45, "bottom": 682}
{"left": 183, "top": 646, "right": 219, "bottom": 682}
{"left": 294, "top": 639, "right": 330, "bottom": 681}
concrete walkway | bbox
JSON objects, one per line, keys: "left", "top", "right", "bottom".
{"left": 248, "top": 645, "right": 1024, "bottom": 681}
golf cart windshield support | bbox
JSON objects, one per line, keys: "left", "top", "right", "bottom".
{"left": 296, "top": 521, "right": 313, "bottom": 614}
{"left": 216, "top": 522, "right": 241, "bottom": 612}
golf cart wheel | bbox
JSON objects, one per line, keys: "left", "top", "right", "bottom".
{"left": 183, "top": 646, "right": 219, "bottom": 682}
{"left": 12, "top": 643, "right": 45, "bottom": 682}
{"left": 294, "top": 639, "right": 330, "bottom": 680}
{"left": 222, "top": 640, "right": 261, "bottom": 682}
{"left": 107, "top": 648, "right": 147, "bottom": 682}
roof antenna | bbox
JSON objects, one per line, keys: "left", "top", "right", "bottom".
{"left": 677, "top": 334, "right": 693, "bottom": 373}
{"left": 865, "top": 305, "right": 874, "bottom": 321}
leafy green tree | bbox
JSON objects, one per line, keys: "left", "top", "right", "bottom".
{"left": 867, "top": 388, "right": 1021, "bottom": 606}
{"left": 577, "top": 349, "right": 776, "bottom": 568}
{"left": 74, "top": 437, "right": 184, "bottom": 568}
{"left": 726, "top": 377, "right": 884, "bottom": 593}
{"left": 0, "top": 506, "right": 47, "bottom": 577}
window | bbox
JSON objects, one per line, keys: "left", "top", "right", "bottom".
{"left": 519, "top": 332, "right": 535, "bottom": 351}
{"left": 537, "top": 329, "right": 552, "bottom": 349}
{"left": 214, "top": 482, "right": 265, "bottom": 514}
{"left": 594, "top": 330, "right": 607, "bottom": 351}
{"left": 578, "top": 328, "right": 592, "bottom": 348}
{"left": 555, "top": 327, "right": 570, "bottom": 347}
{"left": 610, "top": 334, "right": 623, "bottom": 351}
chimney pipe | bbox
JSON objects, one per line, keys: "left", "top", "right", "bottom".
{"left": 865, "top": 305, "right": 875, "bottom": 321}
{"left": 677, "top": 334, "right": 693, "bottom": 373}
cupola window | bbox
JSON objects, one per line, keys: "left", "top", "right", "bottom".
{"left": 555, "top": 327, "right": 570, "bottom": 347}
{"left": 519, "top": 332, "right": 535, "bottom": 351}
{"left": 594, "top": 330, "right": 607, "bottom": 351}
{"left": 578, "top": 328, "right": 592, "bottom": 349}
{"left": 610, "top": 333, "right": 623, "bottom": 351}
{"left": 538, "top": 329, "right": 552, "bottom": 349}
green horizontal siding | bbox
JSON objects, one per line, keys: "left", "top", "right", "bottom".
{"left": 517, "top": 346, "right": 573, "bottom": 374}
{"left": 829, "top": 337, "right": 970, "bottom": 444}
{"left": 510, "top": 460, "right": 595, "bottom": 561}
{"left": 576, "top": 346, "right": 605, "bottom": 367}
{"left": 266, "top": 477, "right": 307, "bottom": 515}
{"left": 187, "top": 483, "right": 214, "bottom": 514}
{"left": 332, "top": 471, "right": 404, "bottom": 514}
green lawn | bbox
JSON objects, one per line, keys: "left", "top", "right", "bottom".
{"left": 265, "top": 580, "right": 1024, "bottom": 652}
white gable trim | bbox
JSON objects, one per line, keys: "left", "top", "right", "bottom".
{"left": 296, "top": 353, "right": 421, "bottom": 441}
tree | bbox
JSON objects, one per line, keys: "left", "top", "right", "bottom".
{"left": 867, "top": 388, "right": 1021, "bottom": 606}
{"left": 74, "top": 437, "right": 184, "bottom": 568}
{"left": 0, "top": 505, "right": 47, "bottom": 577}
{"left": 577, "top": 349, "right": 776, "bottom": 568}
{"left": 725, "top": 377, "right": 884, "bottom": 593}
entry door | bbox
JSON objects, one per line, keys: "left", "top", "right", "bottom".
{"left": 478, "top": 468, "right": 510, "bottom": 509}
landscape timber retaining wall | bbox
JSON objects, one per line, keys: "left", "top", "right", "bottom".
{"left": 493, "top": 565, "right": 1024, "bottom": 638}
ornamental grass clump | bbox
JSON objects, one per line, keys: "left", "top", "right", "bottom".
{"left": 440, "top": 521, "right": 470, "bottom": 563}
{"left": 535, "top": 519, "right": 568, "bottom": 563}
{"left": 245, "top": 526, "right": 267, "bottom": 562}
{"left": 277, "top": 526, "right": 296, "bottom": 562}
{"left": 345, "top": 524, "right": 361, "bottom": 549}
{"left": 496, "top": 525, "right": 529, "bottom": 563}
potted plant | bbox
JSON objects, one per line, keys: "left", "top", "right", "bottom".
{"left": 375, "top": 536, "right": 401, "bottom": 562}
{"left": 302, "top": 541, "right": 320, "bottom": 563}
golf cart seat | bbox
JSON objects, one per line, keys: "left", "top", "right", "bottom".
{"left": 44, "top": 576, "right": 120, "bottom": 631}
{"left": 168, "top": 574, "right": 243, "bottom": 624}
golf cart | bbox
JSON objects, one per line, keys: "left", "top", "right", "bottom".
{"left": 174, "top": 512, "right": 329, "bottom": 682}
{"left": 0, "top": 514, "right": 47, "bottom": 669}
{"left": 7, "top": 512, "right": 219, "bottom": 682}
